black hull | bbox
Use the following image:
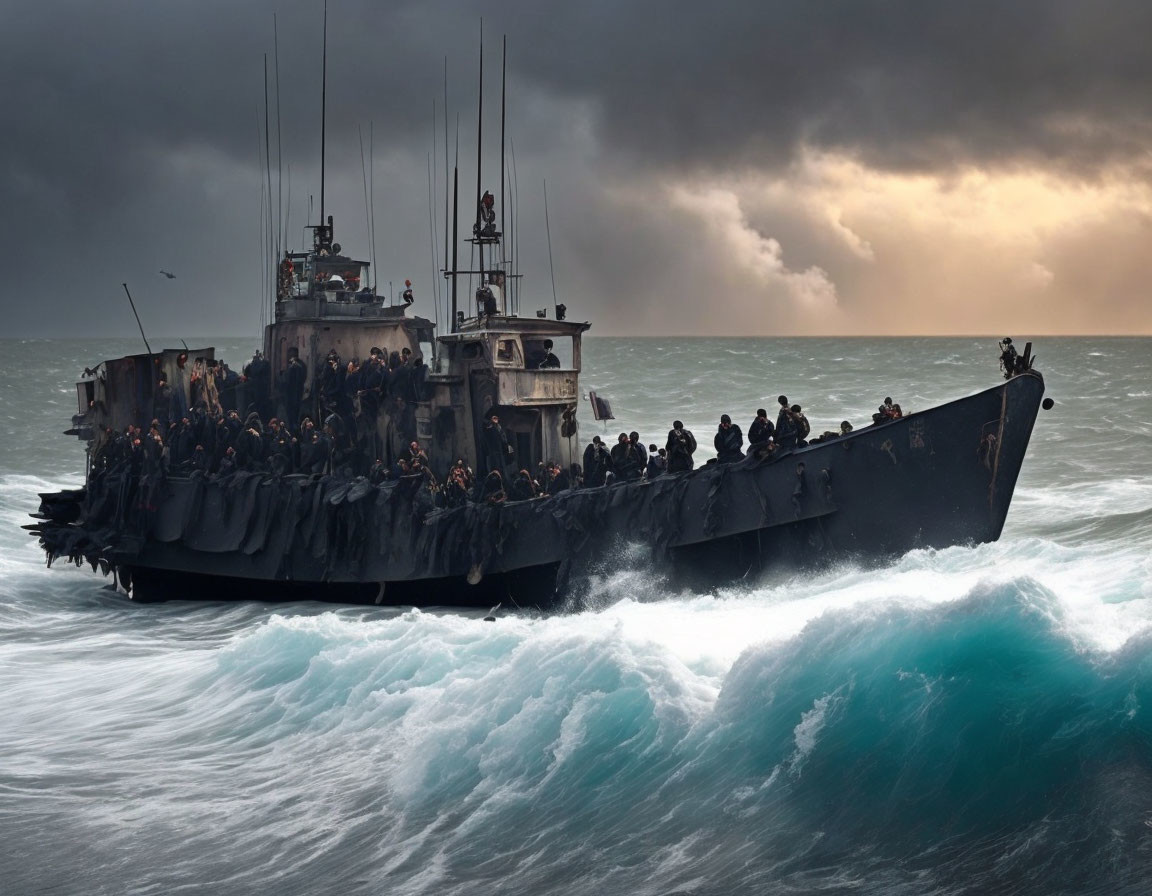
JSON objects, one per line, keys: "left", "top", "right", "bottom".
{"left": 30, "top": 373, "right": 1045, "bottom": 606}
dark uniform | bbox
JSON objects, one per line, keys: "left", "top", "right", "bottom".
{"left": 714, "top": 415, "right": 745, "bottom": 463}
{"left": 482, "top": 415, "right": 513, "bottom": 475}
{"left": 583, "top": 437, "right": 610, "bottom": 487}
{"left": 748, "top": 410, "right": 774, "bottom": 449}
{"left": 538, "top": 339, "right": 561, "bottom": 369}
{"left": 776, "top": 397, "right": 799, "bottom": 450}
{"left": 666, "top": 422, "right": 697, "bottom": 473}
{"left": 243, "top": 353, "right": 273, "bottom": 421}
{"left": 282, "top": 355, "right": 308, "bottom": 432}
{"left": 646, "top": 447, "right": 667, "bottom": 479}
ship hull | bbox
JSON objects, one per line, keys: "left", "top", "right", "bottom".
{"left": 31, "top": 373, "right": 1045, "bottom": 607}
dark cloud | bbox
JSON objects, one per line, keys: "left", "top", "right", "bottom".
{"left": 503, "top": 0, "right": 1152, "bottom": 176}
{"left": 3, "top": 1, "right": 1152, "bottom": 337}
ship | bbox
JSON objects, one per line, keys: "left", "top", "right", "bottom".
{"left": 26, "top": 220, "right": 1049, "bottom": 609}
{"left": 26, "top": 34, "right": 1050, "bottom": 609}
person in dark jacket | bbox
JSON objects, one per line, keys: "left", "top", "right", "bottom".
{"left": 243, "top": 351, "right": 273, "bottom": 421}
{"left": 481, "top": 469, "right": 506, "bottom": 504}
{"left": 298, "top": 428, "right": 330, "bottom": 475}
{"left": 790, "top": 404, "right": 811, "bottom": 447}
{"left": 233, "top": 413, "right": 265, "bottom": 469}
{"left": 610, "top": 432, "right": 641, "bottom": 481}
{"left": 281, "top": 351, "right": 308, "bottom": 432}
{"left": 190, "top": 444, "right": 210, "bottom": 475}
{"left": 627, "top": 432, "right": 647, "bottom": 480}
{"left": 538, "top": 339, "right": 561, "bottom": 369}
{"left": 665, "top": 421, "right": 697, "bottom": 473}
{"left": 482, "top": 413, "right": 513, "bottom": 475}
{"left": 714, "top": 414, "right": 745, "bottom": 463}
{"left": 318, "top": 351, "right": 343, "bottom": 419}
{"left": 775, "top": 396, "right": 799, "bottom": 449}
{"left": 645, "top": 445, "right": 667, "bottom": 479}
{"left": 583, "top": 436, "right": 610, "bottom": 486}
{"left": 325, "top": 413, "right": 355, "bottom": 476}
{"left": 508, "top": 469, "right": 538, "bottom": 502}
{"left": 549, "top": 462, "right": 572, "bottom": 493}
{"left": 217, "top": 362, "right": 240, "bottom": 413}
{"left": 748, "top": 408, "right": 774, "bottom": 450}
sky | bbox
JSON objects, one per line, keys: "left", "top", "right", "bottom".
{"left": 3, "top": 0, "right": 1152, "bottom": 338}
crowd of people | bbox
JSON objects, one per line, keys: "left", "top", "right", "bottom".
{"left": 90, "top": 342, "right": 904, "bottom": 515}
{"left": 462, "top": 393, "right": 890, "bottom": 505}
{"left": 571, "top": 395, "right": 859, "bottom": 492}
{"left": 123, "top": 344, "right": 434, "bottom": 479}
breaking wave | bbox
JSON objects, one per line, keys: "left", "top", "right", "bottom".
{"left": 5, "top": 559, "right": 1152, "bottom": 895}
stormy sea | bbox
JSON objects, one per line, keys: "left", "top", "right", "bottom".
{"left": 2, "top": 335, "right": 1151, "bottom": 896}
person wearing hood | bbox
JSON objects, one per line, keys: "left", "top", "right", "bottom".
{"left": 583, "top": 436, "right": 610, "bottom": 486}
{"left": 508, "top": 469, "right": 538, "bottom": 502}
{"left": 482, "top": 413, "right": 513, "bottom": 475}
{"left": 480, "top": 469, "right": 506, "bottom": 504}
{"left": 318, "top": 351, "right": 344, "bottom": 418}
{"left": 299, "top": 423, "right": 330, "bottom": 476}
{"left": 243, "top": 351, "right": 273, "bottom": 421}
{"left": 325, "top": 412, "right": 355, "bottom": 476}
{"left": 281, "top": 350, "right": 308, "bottom": 433}
{"left": 714, "top": 414, "right": 745, "bottom": 463}
{"left": 234, "top": 413, "right": 265, "bottom": 470}
{"left": 665, "top": 420, "right": 697, "bottom": 473}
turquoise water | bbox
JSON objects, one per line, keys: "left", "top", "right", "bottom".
{"left": 2, "top": 337, "right": 1151, "bottom": 894}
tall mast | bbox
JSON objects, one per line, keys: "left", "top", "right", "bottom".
{"left": 443, "top": 57, "right": 450, "bottom": 330}
{"left": 545, "top": 179, "right": 558, "bottom": 309}
{"left": 475, "top": 21, "right": 484, "bottom": 278}
{"left": 451, "top": 167, "right": 459, "bottom": 332}
{"left": 500, "top": 35, "right": 507, "bottom": 269}
{"left": 274, "top": 12, "right": 283, "bottom": 255}
{"left": 319, "top": 0, "right": 328, "bottom": 231}
{"left": 263, "top": 54, "right": 273, "bottom": 308}
{"left": 369, "top": 122, "right": 378, "bottom": 289}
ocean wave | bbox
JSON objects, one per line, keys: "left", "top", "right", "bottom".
{"left": 4, "top": 562, "right": 1152, "bottom": 893}
{"left": 169, "top": 585, "right": 1152, "bottom": 891}
{"left": 5, "top": 338, "right": 1152, "bottom": 893}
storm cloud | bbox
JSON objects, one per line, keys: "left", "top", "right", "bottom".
{"left": 3, "top": 0, "right": 1152, "bottom": 338}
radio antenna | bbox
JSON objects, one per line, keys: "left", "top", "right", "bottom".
{"left": 544, "top": 179, "right": 558, "bottom": 307}
{"left": 122, "top": 283, "right": 153, "bottom": 356}
{"left": 319, "top": 0, "right": 328, "bottom": 227}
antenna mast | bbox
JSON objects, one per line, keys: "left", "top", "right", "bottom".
{"left": 274, "top": 13, "right": 283, "bottom": 255}
{"left": 443, "top": 57, "right": 450, "bottom": 330}
{"left": 451, "top": 167, "right": 459, "bottom": 332}
{"left": 370, "top": 122, "right": 378, "bottom": 291}
{"left": 475, "top": 21, "right": 484, "bottom": 278}
{"left": 544, "top": 179, "right": 558, "bottom": 308}
{"left": 122, "top": 284, "right": 153, "bottom": 356}
{"left": 319, "top": 0, "right": 328, "bottom": 229}
{"left": 500, "top": 35, "right": 507, "bottom": 270}
{"left": 263, "top": 55, "right": 274, "bottom": 311}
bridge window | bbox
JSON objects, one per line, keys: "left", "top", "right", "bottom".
{"left": 524, "top": 335, "right": 574, "bottom": 369}
{"left": 495, "top": 339, "right": 523, "bottom": 367}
